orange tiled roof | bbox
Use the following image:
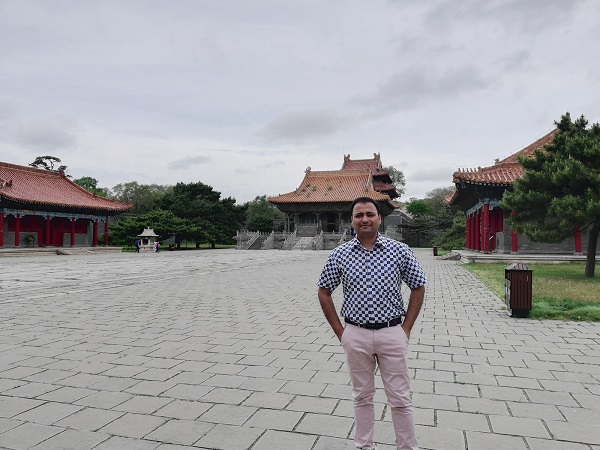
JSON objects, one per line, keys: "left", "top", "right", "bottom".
{"left": 373, "top": 181, "right": 396, "bottom": 192}
{"left": 269, "top": 170, "right": 393, "bottom": 204}
{"left": 452, "top": 129, "right": 557, "bottom": 186}
{"left": 341, "top": 153, "right": 387, "bottom": 175}
{"left": 0, "top": 161, "right": 131, "bottom": 212}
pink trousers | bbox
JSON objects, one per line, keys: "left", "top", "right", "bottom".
{"left": 341, "top": 324, "right": 418, "bottom": 450}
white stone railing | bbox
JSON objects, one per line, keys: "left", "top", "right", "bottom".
{"left": 260, "top": 231, "right": 275, "bottom": 250}
{"left": 282, "top": 230, "right": 297, "bottom": 250}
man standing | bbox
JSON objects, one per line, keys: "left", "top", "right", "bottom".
{"left": 317, "top": 197, "right": 427, "bottom": 450}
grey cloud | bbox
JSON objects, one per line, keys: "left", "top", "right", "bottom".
{"left": 260, "top": 108, "right": 354, "bottom": 143}
{"left": 13, "top": 116, "right": 77, "bottom": 149}
{"left": 423, "top": 0, "right": 584, "bottom": 33}
{"left": 355, "top": 65, "right": 490, "bottom": 116}
{"left": 499, "top": 49, "right": 530, "bottom": 70}
{"left": 406, "top": 166, "right": 455, "bottom": 183}
{"left": 0, "top": 99, "right": 21, "bottom": 122}
{"left": 167, "top": 155, "right": 211, "bottom": 170}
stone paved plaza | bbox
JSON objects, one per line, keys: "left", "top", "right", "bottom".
{"left": 1, "top": 249, "right": 599, "bottom": 449}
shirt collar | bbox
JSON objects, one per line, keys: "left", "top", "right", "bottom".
{"left": 351, "top": 233, "right": 384, "bottom": 250}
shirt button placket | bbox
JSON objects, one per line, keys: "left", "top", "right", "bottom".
{"left": 366, "top": 251, "right": 375, "bottom": 322}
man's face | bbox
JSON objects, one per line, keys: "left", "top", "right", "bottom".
{"left": 351, "top": 201, "right": 381, "bottom": 240}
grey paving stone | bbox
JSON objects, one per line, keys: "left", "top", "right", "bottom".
{"left": 435, "top": 381, "right": 480, "bottom": 397}
{"left": 459, "top": 397, "right": 510, "bottom": 416}
{"left": 251, "top": 429, "right": 317, "bottom": 450}
{"left": 91, "top": 436, "right": 160, "bottom": 450}
{"left": 296, "top": 412, "right": 354, "bottom": 438}
{"left": 29, "top": 429, "right": 109, "bottom": 450}
{"left": 36, "top": 386, "right": 95, "bottom": 403}
{"left": 526, "top": 437, "right": 591, "bottom": 450}
{"left": 242, "top": 391, "right": 293, "bottom": 409}
{"left": 415, "top": 425, "right": 465, "bottom": 450}
{"left": 437, "top": 410, "right": 490, "bottom": 432}
{"left": 3, "top": 382, "right": 58, "bottom": 399}
{"left": 145, "top": 419, "right": 213, "bottom": 445}
{"left": 55, "top": 407, "right": 124, "bottom": 431}
{"left": 113, "top": 395, "right": 173, "bottom": 414}
{"left": 0, "top": 422, "right": 63, "bottom": 449}
{"left": 286, "top": 395, "right": 338, "bottom": 414}
{"left": 98, "top": 412, "right": 166, "bottom": 439}
{"left": 0, "top": 396, "right": 44, "bottom": 418}
{"left": 0, "top": 418, "right": 21, "bottom": 434}
{"left": 200, "top": 387, "right": 251, "bottom": 404}
{"left": 245, "top": 408, "right": 303, "bottom": 431}
{"left": 13, "top": 402, "right": 82, "bottom": 425}
{"left": 312, "top": 435, "right": 357, "bottom": 449}
{"left": 489, "top": 414, "right": 550, "bottom": 438}
{"left": 199, "top": 404, "right": 257, "bottom": 425}
{"left": 546, "top": 419, "right": 600, "bottom": 445}
{"left": 507, "top": 401, "right": 564, "bottom": 421}
{"left": 154, "top": 400, "right": 212, "bottom": 420}
{"left": 195, "top": 423, "right": 264, "bottom": 449}
{"left": 466, "top": 430, "right": 527, "bottom": 450}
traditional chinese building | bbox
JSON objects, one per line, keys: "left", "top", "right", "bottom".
{"left": 0, "top": 161, "right": 131, "bottom": 248}
{"left": 447, "top": 130, "right": 588, "bottom": 254}
{"left": 268, "top": 153, "right": 398, "bottom": 236}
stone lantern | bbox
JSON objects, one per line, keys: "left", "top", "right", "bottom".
{"left": 137, "top": 228, "right": 159, "bottom": 252}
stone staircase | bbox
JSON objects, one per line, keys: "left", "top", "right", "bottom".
{"left": 292, "top": 236, "right": 315, "bottom": 250}
{"left": 248, "top": 235, "right": 268, "bottom": 250}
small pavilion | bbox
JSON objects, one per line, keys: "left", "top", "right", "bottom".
{"left": 447, "top": 130, "right": 589, "bottom": 254}
{"left": 0, "top": 161, "right": 131, "bottom": 248}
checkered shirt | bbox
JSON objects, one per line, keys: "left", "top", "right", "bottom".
{"left": 317, "top": 234, "right": 427, "bottom": 324}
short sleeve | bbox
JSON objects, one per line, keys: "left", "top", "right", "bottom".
{"left": 317, "top": 251, "right": 342, "bottom": 292}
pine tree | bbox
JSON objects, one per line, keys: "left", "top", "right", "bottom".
{"left": 502, "top": 113, "right": 600, "bottom": 277}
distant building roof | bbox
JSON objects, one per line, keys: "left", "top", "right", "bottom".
{"left": 269, "top": 169, "right": 395, "bottom": 207}
{"left": 341, "top": 153, "right": 388, "bottom": 176}
{"left": 0, "top": 161, "right": 131, "bottom": 212}
{"left": 447, "top": 129, "right": 557, "bottom": 208}
{"left": 451, "top": 130, "right": 557, "bottom": 188}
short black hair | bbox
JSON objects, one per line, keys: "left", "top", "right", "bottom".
{"left": 350, "top": 197, "right": 380, "bottom": 216}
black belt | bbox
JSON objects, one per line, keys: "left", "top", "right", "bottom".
{"left": 344, "top": 317, "right": 402, "bottom": 330}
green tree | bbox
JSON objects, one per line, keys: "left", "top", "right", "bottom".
{"left": 245, "top": 195, "right": 284, "bottom": 232}
{"left": 109, "top": 209, "right": 194, "bottom": 247}
{"left": 160, "top": 182, "right": 245, "bottom": 248}
{"left": 383, "top": 165, "right": 406, "bottom": 197}
{"left": 73, "top": 176, "right": 110, "bottom": 197}
{"left": 111, "top": 181, "right": 172, "bottom": 214}
{"left": 29, "top": 155, "right": 68, "bottom": 172}
{"left": 501, "top": 113, "right": 600, "bottom": 277}
{"left": 436, "top": 212, "right": 467, "bottom": 250}
{"left": 406, "top": 198, "right": 431, "bottom": 217}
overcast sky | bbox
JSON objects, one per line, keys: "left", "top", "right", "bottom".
{"left": 1, "top": 0, "right": 599, "bottom": 204}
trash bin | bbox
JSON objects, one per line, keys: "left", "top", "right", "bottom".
{"left": 505, "top": 263, "right": 533, "bottom": 318}
{"left": 168, "top": 244, "right": 175, "bottom": 251}
{"left": 433, "top": 246, "right": 438, "bottom": 256}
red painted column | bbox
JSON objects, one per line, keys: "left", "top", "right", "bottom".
{"left": 465, "top": 215, "right": 470, "bottom": 249}
{"left": 45, "top": 216, "right": 51, "bottom": 246}
{"left": 15, "top": 213, "right": 21, "bottom": 247}
{"left": 70, "top": 218, "right": 75, "bottom": 246}
{"left": 471, "top": 214, "right": 476, "bottom": 249}
{"left": 482, "top": 203, "right": 490, "bottom": 253}
{"left": 511, "top": 210, "right": 519, "bottom": 253}
{"left": 0, "top": 211, "right": 4, "bottom": 247}
{"left": 93, "top": 219, "right": 99, "bottom": 247}
{"left": 104, "top": 217, "right": 109, "bottom": 246}
{"left": 575, "top": 226, "right": 582, "bottom": 253}
{"left": 475, "top": 209, "right": 481, "bottom": 251}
